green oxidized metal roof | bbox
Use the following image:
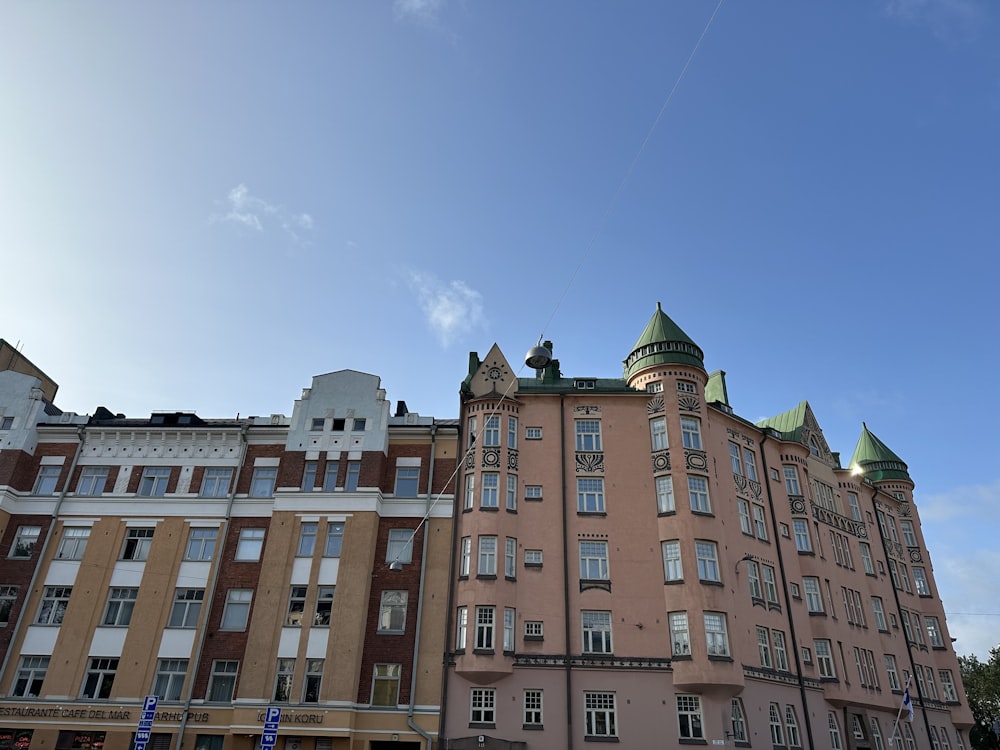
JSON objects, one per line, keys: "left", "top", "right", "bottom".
{"left": 849, "top": 422, "right": 911, "bottom": 482}
{"left": 623, "top": 302, "right": 705, "bottom": 378}
{"left": 756, "top": 401, "right": 808, "bottom": 442}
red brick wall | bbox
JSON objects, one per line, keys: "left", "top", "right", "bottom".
{"left": 0, "top": 514, "right": 54, "bottom": 662}
{"left": 235, "top": 445, "right": 285, "bottom": 495}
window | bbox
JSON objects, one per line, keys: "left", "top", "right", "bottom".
{"left": 459, "top": 536, "right": 471, "bottom": 576}
{"left": 829, "top": 713, "right": 844, "bottom": 750}
{"left": 524, "top": 689, "right": 543, "bottom": 727}
{"left": 704, "top": 612, "right": 729, "bottom": 656}
{"left": 36, "top": 586, "right": 71, "bottom": 625}
{"left": 455, "top": 606, "right": 468, "bottom": 650}
{"left": 325, "top": 523, "right": 344, "bottom": 557}
{"left": 688, "top": 476, "right": 711, "bottom": 513}
{"left": 585, "top": 692, "right": 617, "bottom": 738}
{"left": 505, "top": 537, "right": 516, "bottom": 578}
{"left": 483, "top": 415, "right": 500, "bottom": 447}
{"left": 815, "top": 639, "right": 836, "bottom": 678}
{"left": 221, "top": 589, "right": 252, "bottom": 630}
{"left": 301, "top": 658, "right": 323, "bottom": 703}
{"left": 120, "top": 527, "right": 154, "bottom": 561}
{"left": 884, "top": 653, "right": 900, "bottom": 690}
{"left": 743, "top": 448, "right": 758, "bottom": 482}
{"left": 793, "top": 519, "right": 811, "bottom": 552}
{"left": 757, "top": 626, "right": 773, "bottom": 668}
{"left": 464, "top": 475, "right": 475, "bottom": 510}
{"left": 939, "top": 669, "right": 958, "bottom": 701}
{"left": 12, "top": 655, "right": 48, "bottom": 698}
{"left": 747, "top": 561, "right": 763, "bottom": 600}
{"left": 813, "top": 480, "right": 837, "bottom": 512}
{"left": 577, "top": 477, "right": 605, "bottom": 513}
{"left": 235, "top": 528, "right": 265, "bottom": 561}
{"left": 680, "top": 417, "right": 702, "bottom": 449}
{"left": 332, "top": 418, "right": 346, "bottom": 431}
{"left": 575, "top": 420, "right": 602, "bottom": 451}
{"left": 504, "top": 607, "right": 515, "bottom": 652}
{"left": 395, "top": 467, "right": 419, "bottom": 497}
{"left": 662, "top": 540, "right": 683, "bottom": 581}
{"left": 273, "top": 658, "right": 295, "bottom": 702}
{"left": 153, "top": 659, "right": 188, "bottom": 701}
{"left": 323, "top": 461, "right": 339, "bottom": 491}
{"left": 56, "top": 526, "right": 90, "bottom": 560}
{"left": 387, "top": 529, "right": 414, "bottom": 565}
{"left": 82, "top": 657, "right": 118, "bottom": 699}
{"left": 481, "top": 473, "right": 499, "bottom": 508}
{"left": 926, "top": 616, "right": 944, "bottom": 647}
{"left": 738, "top": 499, "right": 752, "bottom": 535}
{"left": 524, "top": 549, "right": 543, "bottom": 566}
{"left": 314, "top": 586, "right": 334, "bottom": 625}
{"left": 138, "top": 467, "right": 170, "bottom": 497}
{"left": 302, "top": 461, "right": 318, "bottom": 490}
{"left": 249, "top": 467, "right": 276, "bottom": 497}
{"left": 378, "top": 591, "right": 408, "bottom": 633}
{"left": 901, "top": 519, "right": 918, "bottom": 547}
{"left": 762, "top": 564, "right": 779, "bottom": 606}
{"left": 292, "top": 522, "right": 316, "bottom": 557}
{"left": 859, "top": 542, "right": 875, "bottom": 575}
{"left": 207, "top": 660, "right": 239, "bottom": 702}
{"left": 695, "top": 540, "right": 719, "bottom": 582}
{"left": 475, "top": 606, "right": 495, "bottom": 650}
{"left": 77, "top": 466, "right": 109, "bottom": 496}
{"left": 669, "top": 612, "right": 690, "bottom": 656}
{"left": 913, "top": 566, "right": 931, "bottom": 596}
{"left": 579, "top": 540, "right": 609, "bottom": 581}
{"left": 650, "top": 417, "right": 668, "bottom": 451}
{"left": 478, "top": 536, "right": 497, "bottom": 576}
{"left": 0, "top": 585, "right": 17, "bottom": 625}
{"left": 677, "top": 695, "right": 703, "bottom": 740}
{"left": 101, "top": 587, "right": 137, "bottom": 626}
{"left": 353, "top": 417, "right": 366, "bottom": 431}
{"left": 903, "top": 723, "right": 917, "bottom": 750}
{"left": 752, "top": 503, "right": 767, "bottom": 539}
{"left": 372, "top": 663, "right": 401, "bottom": 706}
{"left": 872, "top": 596, "right": 888, "bottom": 631}
{"left": 11, "top": 525, "right": 41, "bottom": 558}
{"left": 729, "top": 442, "right": 743, "bottom": 475}
{"left": 0, "top": 415, "right": 12, "bottom": 430}
{"left": 731, "top": 699, "right": 749, "bottom": 743}
{"left": 847, "top": 491, "right": 862, "bottom": 521}
{"left": 286, "top": 586, "right": 307, "bottom": 625}
{"left": 185, "top": 528, "right": 217, "bottom": 561}
{"left": 525, "top": 620, "right": 544, "bottom": 639}
{"left": 804, "top": 577, "right": 823, "bottom": 613}
{"left": 507, "top": 416, "right": 517, "bottom": 449}
{"left": 471, "top": 688, "right": 496, "bottom": 725}
{"left": 655, "top": 476, "right": 675, "bottom": 513}
{"left": 773, "top": 629, "right": 789, "bottom": 671}
{"left": 783, "top": 466, "right": 801, "bottom": 495}
{"left": 310, "top": 417, "right": 325, "bottom": 431}
{"left": 506, "top": 475, "right": 517, "bottom": 510}
{"left": 526, "top": 426, "right": 542, "bottom": 440}
{"left": 582, "top": 611, "right": 613, "bottom": 654}
{"left": 830, "top": 531, "right": 854, "bottom": 569}
{"left": 168, "top": 589, "right": 204, "bottom": 628}
{"left": 34, "top": 465, "right": 62, "bottom": 495}
{"left": 769, "top": 703, "right": 785, "bottom": 746}
{"left": 871, "top": 719, "right": 885, "bottom": 750}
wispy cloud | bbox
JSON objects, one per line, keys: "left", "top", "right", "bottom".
{"left": 213, "top": 184, "right": 313, "bottom": 243}
{"left": 393, "top": 0, "right": 445, "bottom": 26}
{"left": 408, "top": 270, "right": 486, "bottom": 347}
{"left": 882, "top": 0, "right": 986, "bottom": 41}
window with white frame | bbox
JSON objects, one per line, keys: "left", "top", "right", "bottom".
{"left": 77, "top": 466, "right": 109, "bottom": 496}
{"left": 153, "top": 658, "right": 188, "bottom": 701}
{"left": 455, "top": 606, "right": 467, "bottom": 650}
{"left": 394, "top": 467, "right": 419, "bottom": 497}
{"left": 731, "top": 699, "right": 749, "bottom": 743}
{"left": 387, "top": 529, "right": 414, "bottom": 565}
{"left": 221, "top": 589, "right": 252, "bottom": 630}
{"left": 803, "top": 576, "right": 823, "bottom": 613}
{"left": 302, "top": 461, "right": 318, "bottom": 490}
{"left": 0, "top": 416, "right": 13, "bottom": 431}
{"left": 235, "top": 528, "right": 265, "bottom": 561}
{"left": 903, "top": 723, "right": 917, "bottom": 750}
{"left": 585, "top": 692, "right": 617, "bottom": 738}
{"left": 847, "top": 492, "right": 862, "bottom": 521}
{"left": 582, "top": 610, "right": 613, "bottom": 654}
{"left": 695, "top": 540, "right": 719, "bottom": 582}
{"left": 577, "top": 477, "right": 605, "bottom": 513}
{"left": 773, "top": 629, "right": 789, "bottom": 671}
{"left": 56, "top": 526, "right": 90, "bottom": 560}
{"left": 298, "top": 522, "right": 318, "bottom": 556}
{"left": 662, "top": 540, "right": 683, "bottom": 581}
{"left": 11, "top": 526, "right": 41, "bottom": 558}
{"left": 769, "top": 703, "right": 785, "bottom": 746}
{"left": 677, "top": 380, "right": 697, "bottom": 393}
{"left": 483, "top": 415, "right": 500, "bottom": 447}
{"left": 677, "top": 695, "right": 704, "bottom": 740}
{"left": 378, "top": 591, "right": 408, "bottom": 633}
{"left": 81, "top": 657, "right": 118, "bottom": 699}
{"left": 12, "top": 655, "right": 48, "bottom": 698}
{"left": 507, "top": 416, "right": 518, "bottom": 449}
{"left": 525, "top": 484, "right": 542, "bottom": 501}
{"left": 481, "top": 472, "right": 499, "bottom": 508}
{"left": 729, "top": 442, "right": 743, "bottom": 475}
{"left": 371, "top": 663, "right": 401, "bottom": 706}
{"left": 503, "top": 607, "right": 515, "bottom": 652}
{"left": 646, "top": 381, "right": 663, "bottom": 393}
{"left": 506, "top": 475, "right": 517, "bottom": 510}
{"left": 36, "top": 586, "right": 71, "bottom": 625}
{"left": 688, "top": 475, "right": 711, "bottom": 513}
{"left": 925, "top": 665, "right": 939, "bottom": 699}
{"left": 168, "top": 589, "right": 204, "bottom": 628}
{"left": 743, "top": 448, "right": 758, "bottom": 482}
{"left": 478, "top": 536, "right": 497, "bottom": 576}
{"left": 459, "top": 536, "right": 471, "bottom": 576}
{"left": 580, "top": 540, "right": 609, "bottom": 581}
{"left": 680, "top": 417, "right": 702, "bottom": 450}
{"left": 784, "top": 705, "right": 802, "bottom": 747}
{"left": 872, "top": 596, "right": 888, "bottom": 631}
{"left": 471, "top": 687, "right": 496, "bottom": 725}
{"left": 926, "top": 616, "right": 944, "bottom": 648}
{"left": 575, "top": 420, "right": 602, "bottom": 452}
{"left": 746, "top": 561, "right": 762, "bottom": 600}
{"left": 525, "top": 426, "right": 542, "bottom": 440}
{"left": 793, "top": 518, "right": 812, "bottom": 552}
{"left": 815, "top": 639, "right": 836, "bottom": 678}
{"left": 859, "top": 541, "right": 875, "bottom": 575}
{"left": 752, "top": 503, "right": 767, "bottom": 540}
{"left": 656, "top": 476, "right": 675, "bottom": 514}
{"left": 650, "top": 417, "right": 668, "bottom": 451}
{"left": 325, "top": 523, "right": 344, "bottom": 557}
{"left": 812, "top": 480, "right": 837, "bottom": 512}
{"left": 505, "top": 537, "right": 516, "bottom": 578}
{"left": 783, "top": 465, "right": 802, "bottom": 495}
{"left": 207, "top": 660, "right": 238, "bottom": 702}
{"left": 137, "top": 467, "right": 170, "bottom": 497}
{"left": 939, "top": 669, "right": 958, "bottom": 701}
{"left": 913, "top": 566, "right": 931, "bottom": 596}
{"left": 525, "top": 548, "right": 543, "bottom": 567}
{"left": 524, "top": 689, "right": 543, "bottom": 727}
{"left": 34, "top": 465, "right": 62, "bottom": 495}
{"left": 475, "top": 606, "right": 495, "bottom": 650}
{"left": 250, "top": 467, "right": 277, "bottom": 497}
{"left": 286, "top": 586, "right": 307, "bottom": 626}
{"left": 738, "top": 499, "right": 752, "bottom": 535}
{"left": 900, "top": 519, "right": 918, "bottom": 547}
{"left": 102, "top": 587, "right": 137, "bottom": 627}
{"left": 467, "top": 416, "right": 477, "bottom": 447}
{"left": 186, "top": 528, "right": 218, "bottom": 561}
{"left": 704, "top": 612, "right": 729, "bottom": 657}
{"left": 315, "top": 586, "right": 334, "bottom": 625}
{"left": 323, "top": 461, "right": 339, "bottom": 491}
{"left": 121, "top": 527, "right": 154, "bottom": 561}
{"left": 0, "top": 585, "right": 17, "bottom": 626}
{"left": 757, "top": 626, "right": 773, "bottom": 668}
{"left": 829, "top": 712, "right": 844, "bottom": 750}
{"left": 670, "top": 611, "right": 690, "bottom": 656}
{"left": 871, "top": 718, "right": 885, "bottom": 750}
{"left": 524, "top": 620, "right": 544, "bottom": 639}
{"left": 303, "top": 659, "right": 323, "bottom": 703}
{"left": 763, "top": 564, "right": 779, "bottom": 606}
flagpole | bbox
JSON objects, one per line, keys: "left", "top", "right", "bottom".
{"left": 890, "top": 675, "right": 912, "bottom": 747}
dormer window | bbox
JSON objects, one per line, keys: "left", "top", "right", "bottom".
{"left": 677, "top": 381, "right": 696, "bottom": 394}
{"left": 575, "top": 379, "right": 596, "bottom": 390}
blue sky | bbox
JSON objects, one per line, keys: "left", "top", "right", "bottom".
{"left": 2, "top": 1, "right": 998, "bottom": 658}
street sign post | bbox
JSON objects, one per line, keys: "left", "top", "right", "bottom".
{"left": 133, "top": 695, "right": 158, "bottom": 750}
{"left": 261, "top": 706, "right": 282, "bottom": 749}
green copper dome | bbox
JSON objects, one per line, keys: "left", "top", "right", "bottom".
{"left": 624, "top": 302, "right": 704, "bottom": 379}
{"left": 849, "top": 422, "right": 911, "bottom": 482}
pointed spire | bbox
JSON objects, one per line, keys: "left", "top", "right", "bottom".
{"left": 624, "top": 302, "right": 704, "bottom": 379}
{"left": 849, "top": 422, "right": 911, "bottom": 482}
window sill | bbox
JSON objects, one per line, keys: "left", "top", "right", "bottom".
{"left": 522, "top": 725, "right": 544, "bottom": 731}
{"left": 708, "top": 655, "right": 734, "bottom": 662}
{"left": 577, "top": 511, "right": 607, "bottom": 517}
{"left": 657, "top": 511, "right": 677, "bottom": 518}
{"left": 476, "top": 574, "right": 497, "bottom": 581}
{"left": 525, "top": 562, "right": 543, "bottom": 569}
{"left": 524, "top": 635, "right": 544, "bottom": 642}
{"left": 678, "top": 739, "right": 707, "bottom": 745}
{"left": 808, "top": 611, "right": 827, "bottom": 617}
{"left": 691, "top": 511, "right": 715, "bottom": 518}
{"left": 479, "top": 507, "right": 500, "bottom": 513}
{"left": 584, "top": 736, "right": 619, "bottom": 743}
{"left": 665, "top": 578, "right": 684, "bottom": 585}
{"left": 473, "top": 649, "right": 495, "bottom": 656}
{"left": 671, "top": 654, "right": 692, "bottom": 661}
{"left": 699, "top": 579, "right": 723, "bottom": 587}
{"left": 469, "top": 723, "right": 496, "bottom": 730}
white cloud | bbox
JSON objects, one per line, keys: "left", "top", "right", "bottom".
{"left": 393, "top": 0, "right": 445, "bottom": 26}
{"left": 213, "top": 183, "right": 313, "bottom": 243}
{"left": 918, "top": 478, "right": 1000, "bottom": 523}
{"left": 883, "top": 0, "right": 986, "bottom": 40}
{"left": 408, "top": 270, "right": 486, "bottom": 347}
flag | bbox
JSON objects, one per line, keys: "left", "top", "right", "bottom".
{"left": 902, "top": 687, "right": 914, "bottom": 721}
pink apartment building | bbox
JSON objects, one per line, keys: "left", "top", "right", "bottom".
{"left": 442, "top": 303, "right": 973, "bottom": 750}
